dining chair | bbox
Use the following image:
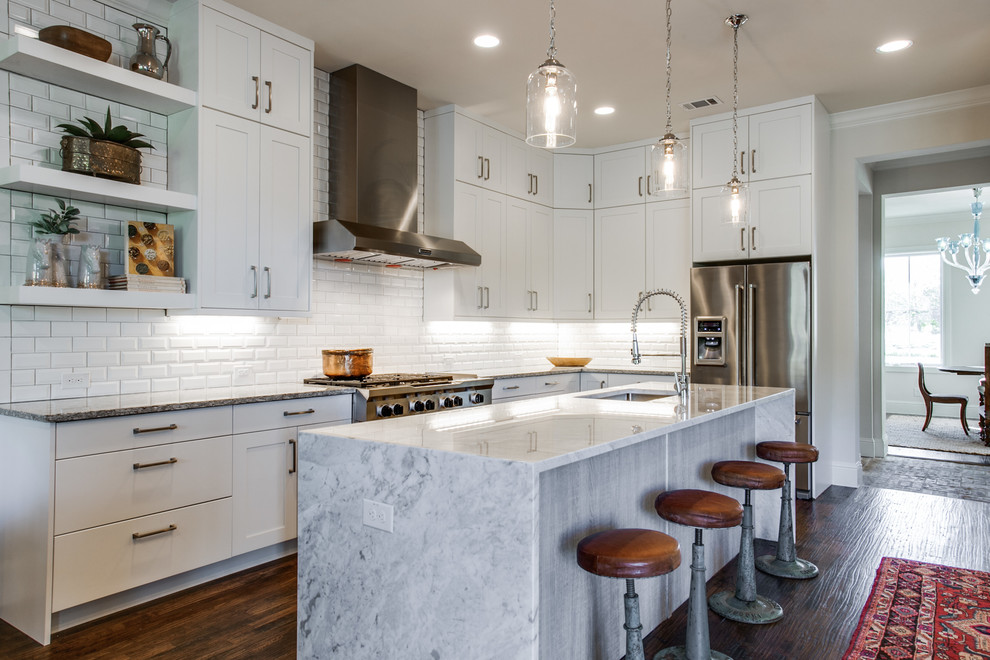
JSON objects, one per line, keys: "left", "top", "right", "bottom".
{"left": 917, "top": 363, "right": 969, "bottom": 436}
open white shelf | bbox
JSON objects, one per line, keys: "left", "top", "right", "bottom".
{"left": 0, "top": 35, "right": 196, "bottom": 114}
{"left": 0, "top": 165, "right": 196, "bottom": 213}
{"left": 0, "top": 285, "right": 195, "bottom": 309}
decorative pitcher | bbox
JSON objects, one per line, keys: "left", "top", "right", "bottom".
{"left": 129, "top": 23, "right": 171, "bottom": 80}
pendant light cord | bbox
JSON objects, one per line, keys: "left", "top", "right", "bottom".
{"left": 664, "top": 0, "right": 673, "bottom": 134}
{"left": 730, "top": 16, "right": 741, "bottom": 178}
{"left": 546, "top": 0, "right": 557, "bottom": 61}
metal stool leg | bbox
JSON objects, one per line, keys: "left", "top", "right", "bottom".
{"left": 655, "top": 530, "right": 732, "bottom": 660}
{"left": 625, "top": 578, "right": 645, "bottom": 660}
{"left": 756, "top": 463, "right": 819, "bottom": 579}
{"left": 708, "top": 489, "right": 783, "bottom": 624}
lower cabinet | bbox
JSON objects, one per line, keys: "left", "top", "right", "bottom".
{"left": 492, "top": 373, "right": 581, "bottom": 402}
{"left": 580, "top": 372, "right": 675, "bottom": 390}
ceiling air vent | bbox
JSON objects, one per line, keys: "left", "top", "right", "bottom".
{"left": 680, "top": 96, "right": 722, "bottom": 111}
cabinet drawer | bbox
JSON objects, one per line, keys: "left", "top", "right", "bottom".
{"left": 52, "top": 498, "right": 232, "bottom": 612}
{"left": 232, "top": 395, "right": 351, "bottom": 433}
{"left": 492, "top": 377, "right": 536, "bottom": 401}
{"left": 56, "top": 407, "right": 232, "bottom": 459}
{"left": 54, "top": 436, "right": 232, "bottom": 535}
{"left": 533, "top": 373, "right": 581, "bottom": 396}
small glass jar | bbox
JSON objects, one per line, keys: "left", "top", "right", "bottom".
{"left": 24, "top": 237, "right": 52, "bottom": 286}
{"left": 49, "top": 239, "right": 69, "bottom": 287}
{"left": 76, "top": 244, "right": 103, "bottom": 289}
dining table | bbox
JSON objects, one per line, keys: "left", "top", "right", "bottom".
{"left": 937, "top": 365, "right": 985, "bottom": 376}
{"left": 939, "top": 365, "right": 988, "bottom": 444}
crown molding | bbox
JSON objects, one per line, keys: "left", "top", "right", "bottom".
{"left": 830, "top": 85, "right": 990, "bottom": 131}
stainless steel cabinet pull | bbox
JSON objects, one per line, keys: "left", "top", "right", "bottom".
{"left": 646, "top": 175, "right": 652, "bottom": 196}
{"left": 264, "top": 266, "right": 272, "bottom": 299}
{"left": 283, "top": 408, "right": 316, "bottom": 416}
{"left": 751, "top": 226, "right": 757, "bottom": 251}
{"left": 265, "top": 80, "right": 272, "bottom": 114}
{"left": 638, "top": 176, "right": 643, "bottom": 196}
{"left": 588, "top": 183, "right": 592, "bottom": 204}
{"left": 527, "top": 290, "right": 533, "bottom": 311}
{"left": 751, "top": 149, "right": 756, "bottom": 173}
{"left": 503, "top": 385, "right": 521, "bottom": 390}
{"left": 132, "top": 524, "right": 177, "bottom": 540}
{"left": 647, "top": 297, "right": 652, "bottom": 312}
{"left": 740, "top": 227, "right": 746, "bottom": 252}
{"left": 133, "top": 457, "right": 177, "bottom": 470}
{"left": 528, "top": 174, "right": 533, "bottom": 194}
{"left": 740, "top": 151, "right": 746, "bottom": 175}
{"left": 252, "top": 76, "right": 259, "bottom": 109}
{"left": 484, "top": 158, "right": 490, "bottom": 181}
{"left": 588, "top": 292, "right": 592, "bottom": 313}
{"left": 534, "top": 175, "right": 538, "bottom": 195}
{"left": 534, "top": 290, "right": 538, "bottom": 310}
{"left": 250, "top": 265, "right": 258, "bottom": 298}
{"left": 544, "top": 381, "right": 559, "bottom": 386}
{"left": 289, "top": 439, "right": 297, "bottom": 474}
{"left": 132, "top": 423, "right": 178, "bottom": 435}
{"left": 478, "top": 286, "right": 484, "bottom": 309}
{"left": 484, "top": 286, "right": 490, "bottom": 309}
{"left": 478, "top": 156, "right": 484, "bottom": 179}
{"left": 599, "top": 380, "right": 606, "bottom": 389}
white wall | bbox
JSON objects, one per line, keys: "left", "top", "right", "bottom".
{"left": 821, "top": 86, "right": 990, "bottom": 489}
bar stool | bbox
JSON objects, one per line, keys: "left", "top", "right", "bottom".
{"left": 577, "top": 528, "right": 682, "bottom": 660}
{"left": 708, "top": 461, "right": 785, "bottom": 624}
{"left": 654, "top": 489, "right": 742, "bottom": 660}
{"left": 755, "top": 441, "right": 820, "bottom": 579}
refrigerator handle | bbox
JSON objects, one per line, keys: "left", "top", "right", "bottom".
{"left": 747, "top": 283, "right": 756, "bottom": 387}
{"left": 734, "top": 283, "right": 745, "bottom": 386}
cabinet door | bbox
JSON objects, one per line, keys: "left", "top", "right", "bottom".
{"left": 259, "top": 32, "right": 311, "bottom": 136}
{"left": 553, "top": 209, "right": 594, "bottom": 319}
{"left": 691, "top": 118, "right": 749, "bottom": 189}
{"left": 200, "top": 110, "right": 261, "bottom": 310}
{"left": 595, "top": 147, "right": 648, "bottom": 208}
{"left": 478, "top": 190, "right": 507, "bottom": 316}
{"left": 749, "top": 175, "right": 812, "bottom": 259}
{"left": 528, "top": 146, "right": 553, "bottom": 207}
{"left": 528, "top": 203, "right": 553, "bottom": 318}
{"left": 259, "top": 126, "right": 311, "bottom": 312}
{"left": 201, "top": 8, "right": 260, "bottom": 121}
{"left": 232, "top": 429, "right": 297, "bottom": 556}
{"left": 691, "top": 186, "right": 749, "bottom": 263}
{"left": 645, "top": 198, "right": 690, "bottom": 320}
{"left": 453, "top": 114, "right": 506, "bottom": 193}
{"left": 554, "top": 154, "right": 594, "bottom": 209}
{"left": 451, "top": 183, "right": 505, "bottom": 317}
{"left": 747, "top": 105, "right": 812, "bottom": 181}
{"left": 482, "top": 125, "right": 507, "bottom": 193}
{"left": 595, "top": 205, "right": 646, "bottom": 319}
{"left": 505, "top": 198, "right": 531, "bottom": 317}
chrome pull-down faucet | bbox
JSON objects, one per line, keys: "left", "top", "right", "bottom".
{"left": 631, "top": 288, "right": 689, "bottom": 400}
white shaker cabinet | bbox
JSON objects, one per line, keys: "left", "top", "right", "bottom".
{"left": 594, "top": 146, "right": 649, "bottom": 208}
{"left": 197, "top": 109, "right": 311, "bottom": 313}
{"left": 553, "top": 209, "right": 594, "bottom": 319}
{"left": 553, "top": 153, "right": 594, "bottom": 209}
{"left": 507, "top": 139, "right": 553, "bottom": 206}
{"left": 444, "top": 182, "right": 506, "bottom": 317}
{"left": 644, "top": 198, "right": 691, "bottom": 320}
{"left": 506, "top": 198, "right": 553, "bottom": 318}
{"left": 201, "top": 6, "right": 311, "bottom": 136}
{"left": 594, "top": 205, "right": 646, "bottom": 319}
{"left": 453, "top": 112, "right": 507, "bottom": 193}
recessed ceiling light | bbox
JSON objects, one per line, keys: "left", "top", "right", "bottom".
{"left": 594, "top": 106, "right": 615, "bottom": 115}
{"left": 473, "top": 35, "right": 500, "bottom": 48}
{"left": 876, "top": 39, "right": 913, "bottom": 53}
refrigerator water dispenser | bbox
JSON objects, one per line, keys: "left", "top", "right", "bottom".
{"left": 695, "top": 316, "right": 727, "bottom": 366}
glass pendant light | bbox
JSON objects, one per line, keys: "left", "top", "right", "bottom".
{"left": 649, "top": 0, "right": 687, "bottom": 198}
{"left": 936, "top": 187, "right": 990, "bottom": 294}
{"left": 721, "top": 14, "right": 749, "bottom": 224}
{"left": 526, "top": 0, "right": 577, "bottom": 149}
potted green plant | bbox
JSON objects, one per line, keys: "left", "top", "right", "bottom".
{"left": 25, "top": 199, "right": 79, "bottom": 287}
{"left": 31, "top": 198, "right": 81, "bottom": 238}
{"left": 56, "top": 107, "right": 155, "bottom": 184}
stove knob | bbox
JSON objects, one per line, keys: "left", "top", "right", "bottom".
{"left": 469, "top": 393, "right": 485, "bottom": 405}
{"left": 440, "top": 397, "right": 454, "bottom": 408}
{"left": 391, "top": 403, "right": 404, "bottom": 416}
{"left": 411, "top": 400, "right": 425, "bottom": 413}
{"left": 377, "top": 405, "right": 393, "bottom": 417}
{"left": 452, "top": 396, "right": 463, "bottom": 407}
{"left": 424, "top": 399, "right": 436, "bottom": 411}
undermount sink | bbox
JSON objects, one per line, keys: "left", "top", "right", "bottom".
{"left": 579, "top": 389, "right": 677, "bottom": 402}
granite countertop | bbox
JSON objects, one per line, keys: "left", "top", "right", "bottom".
{"left": 0, "top": 384, "right": 353, "bottom": 423}
{"left": 302, "top": 382, "right": 791, "bottom": 472}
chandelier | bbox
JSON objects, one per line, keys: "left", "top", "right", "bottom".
{"left": 525, "top": 0, "right": 577, "bottom": 149}
{"left": 936, "top": 187, "right": 990, "bottom": 294}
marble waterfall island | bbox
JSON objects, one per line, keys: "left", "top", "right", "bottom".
{"left": 297, "top": 382, "right": 795, "bottom": 659}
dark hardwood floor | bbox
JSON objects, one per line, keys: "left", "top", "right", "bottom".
{"left": 3, "top": 481, "right": 989, "bottom": 659}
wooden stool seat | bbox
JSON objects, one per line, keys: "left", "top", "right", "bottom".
{"left": 577, "top": 528, "right": 681, "bottom": 579}
{"left": 712, "top": 460, "right": 785, "bottom": 490}
{"left": 655, "top": 489, "right": 743, "bottom": 529}
{"left": 756, "top": 441, "right": 819, "bottom": 464}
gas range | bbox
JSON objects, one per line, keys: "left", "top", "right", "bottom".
{"left": 303, "top": 373, "right": 494, "bottom": 421}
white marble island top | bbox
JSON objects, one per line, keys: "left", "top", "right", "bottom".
{"left": 306, "top": 381, "right": 790, "bottom": 471}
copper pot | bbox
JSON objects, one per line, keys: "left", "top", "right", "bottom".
{"left": 322, "top": 348, "right": 373, "bottom": 377}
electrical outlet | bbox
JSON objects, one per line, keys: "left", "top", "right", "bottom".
{"left": 61, "top": 373, "right": 90, "bottom": 389}
{"left": 362, "top": 499, "right": 394, "bottom": 533}
{"left": 232, "top": 366, "right": 253, "bottom": 386}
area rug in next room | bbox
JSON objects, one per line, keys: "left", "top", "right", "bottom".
{"left": 885, "top": 414, "right": 990, "bottom": 456}
{"left": 843, "top": 557, "right": 990, "bottom": 660}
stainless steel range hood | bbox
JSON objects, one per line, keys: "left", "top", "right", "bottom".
{"left": 313, "top": 65, "right": 480, "bottom": 268}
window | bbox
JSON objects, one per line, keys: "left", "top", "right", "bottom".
{"left": 884, "top": 253, "right": 942, "bottom": 366}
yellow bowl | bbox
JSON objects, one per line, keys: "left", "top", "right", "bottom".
{"left": 547, "top": 357, "right": 592, "bottom": 367}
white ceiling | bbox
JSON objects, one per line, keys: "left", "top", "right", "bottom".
{"left": 885, "top": 186, "right": 989, "bottom": 220}
{"left": 223, "top": 0, "right": 990, "bottom": 148}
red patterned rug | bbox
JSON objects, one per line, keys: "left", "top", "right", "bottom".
{"left": 843, "top": 557, "right": 990, "bottom": 659}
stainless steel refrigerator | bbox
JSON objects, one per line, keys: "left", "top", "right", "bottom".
{"left": 690, "top": 260, "right": 813, "bottom": 495}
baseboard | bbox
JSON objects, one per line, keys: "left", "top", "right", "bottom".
{"left": 831, "top": 460, "right": 863, "bottom": 488}
{"left": 50, "top": 540, "right": 297, "bottom": 634}
{"left": 860, "top": 435, "right": 885, "bottom": 458}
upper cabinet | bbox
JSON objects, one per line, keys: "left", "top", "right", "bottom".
{"left": 453, "top": 113, "right": 507, "bottom": 193}
{"left": 553, "top": 154, "right": 594, "bottom": 209}
{"left": 200, "top": 7, "right": 311, "bottom": 136}
{"left": 594, "top": 146, "right": 648, "bottom": 208}
{"left": 506, "top": 140, "right": 553, "bottom": 206}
